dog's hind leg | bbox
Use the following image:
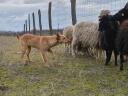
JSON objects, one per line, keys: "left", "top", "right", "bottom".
{"left": 26, "top": 46, "right": 31, "bottom": 62}
{"left": 21, "top": 46, "right": 27, "bottom": 60}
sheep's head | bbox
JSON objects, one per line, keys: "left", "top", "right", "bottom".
{"left": 113, "top": 8, "right": 128, "bottom": 23}
{"left": 99, "top": 10, "right": 110, "bottom": 19}
{"left": 124, "top": 2, "right": 128, "bottom": 9}
{"left": 99, "top": 15, "right": 118, "bottom": 32}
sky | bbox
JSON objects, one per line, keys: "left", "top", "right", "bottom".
{"left": 0, "top": 0, "right": 127, "bottom": 32}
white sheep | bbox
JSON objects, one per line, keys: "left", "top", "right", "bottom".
{"left": 71, "top": 21, "right": 100, "bottom": 57}
{"left": 63, "top": 25, "right": 73, "bottom": 54}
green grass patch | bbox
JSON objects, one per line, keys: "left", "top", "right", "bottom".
{"left": 0, "top": 36, "right": 128, "bottom": 96}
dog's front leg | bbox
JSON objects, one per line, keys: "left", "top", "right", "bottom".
{"left": 40, "top": 51, "right": 49, "bottom": 67}
{"left": 21, "top": 46, "right": 27, "bottom": 61}
{"left": 26, "top": 46, "right": 31, "bottom": 62}
{"left": 20, "top": 46, "right": 31, "bottom": 65}
{"left": 21, "top": 50, "right": 25, "bottom": 60}
{"left": 48, "top": 49, "right": 55, "bottom": 59}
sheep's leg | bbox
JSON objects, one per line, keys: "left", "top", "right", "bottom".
{"left": 64, "top": 43, "right": 68, "bottom": 54}
{"left": 66, "top": 43, "right": 69, "bottom": 54}
{"left": 105, "top": 50, "right": 112, "bottom": 65}
{"left": 69, "top": 44, "right": 72, "bottom": 54}
{"left": 120, "top": 53, "right": 124, "bottom": 70}
{"left": 71, "top": 41, "right": 76, "bottom": 57}
{"left": 87, "top": 48, "right": 91, "bottom": 56}
{"left": 98, "top": 49, "right": 102, "bottom": 60}
{"left": 126, "top": 55, "right": 128, "bottom": 61}
{"left": 68, "top": 43, "right": 72, "bottom": 54}
{"left": 114, "top": 50, "right": 118, "bottom": 66}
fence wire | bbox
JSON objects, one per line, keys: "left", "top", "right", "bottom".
{"left": 23, "top": 0, "right": 127, "bottom": 33}
{"left": 51, "top": 0, "right": 127, "bottom": 30}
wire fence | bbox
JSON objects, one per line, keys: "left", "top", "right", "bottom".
{"left": 41, "top": 0, "right": 127, "bottom": 30}
{"left": 53, "top": 0, "right": 127, "bottom": 29}
{"left": 3, "top": 0, "right": 127, "bottom": 35}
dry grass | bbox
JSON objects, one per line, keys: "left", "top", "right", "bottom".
{"left": 0, "top": 36, "right": 128, "bottom": 96}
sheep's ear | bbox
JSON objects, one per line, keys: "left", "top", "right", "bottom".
{"left": 124, "top": 3, "right": 128, "bottom": 9}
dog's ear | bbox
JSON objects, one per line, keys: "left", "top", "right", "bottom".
{"left": 58, "top": 32, "right": 62, "bottom": 35}
{"left": 56, "top": 33, "right": 60, "bottom": 40}
{"left": 16, "top": 35, "right": 20, "bottom": 40}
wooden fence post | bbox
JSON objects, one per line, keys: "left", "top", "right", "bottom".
{"left": 70, "top": 0, "right": 77, "bottom": 25}
{"left": 58, "top": 23, "right": 60, "bottom": 33}
{"left": 25, "top": 20, "right": 28, "bottom": 32}
{"left": 48, "top": 2, "right": 53, "bottom": 35}
{"left": 28, "top": 14, "right": 31, "bottom": 33}
{"left": 24, "top": 24, "right": 26, "bottom": 33}
{"left": 38, "top": 9, "right": 42, "bottom": 35}
{"left": 32, "top": 12, "right": 36, "bottom": 34}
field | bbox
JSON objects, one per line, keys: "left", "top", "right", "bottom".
{"left": 0, "top": 36, "right": 128, "bottom": 96}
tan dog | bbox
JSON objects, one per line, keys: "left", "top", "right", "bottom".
{"left": 17, "top": 33, "right": 69, "bottom": 66}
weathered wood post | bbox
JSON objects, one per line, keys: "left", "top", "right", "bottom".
{"left": 70, "top": 0, "right": 77, "bottom": 25}
{"left": 25, "top": 20, "right": 28, "bottom": 32}
{"left": 58, "top": 23, "right": 60, "bottom": 33}
{"left": 32, "top": 12, "right": 36, "bottom": 34}
{"left": 48, "top": 1, "right": 52, "bottom": 35}
{"left": 28, "top": 14, "right": 31, "bottom": 33}
{"left": 38, "top": 9, "right": 42, "bottom": 35}
{"left": 24, "top": 24, "right": 26, "bottom": 33}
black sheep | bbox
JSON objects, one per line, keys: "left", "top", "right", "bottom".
{"left": 113, "top": 7, "right": 128, "bottom": 24}
{"left": 99, "top": 6, "right": 128, "bottom": 70}
{"left": 116, "top": 20, "right": 128, "bottom": 70}
{"left": 99, "top": 15, "right": 118, "bottom": 66}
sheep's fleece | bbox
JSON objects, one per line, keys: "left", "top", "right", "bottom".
{"left": 72, "top": 21, "right": 100, "bottom": 48}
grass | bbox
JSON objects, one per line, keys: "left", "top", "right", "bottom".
{"left": 0, "top": 36, "right": 128, "bottom": 96}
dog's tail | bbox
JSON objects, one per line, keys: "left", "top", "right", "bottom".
{"left": 16, "top": 35, "right": 20, "bottom": 40}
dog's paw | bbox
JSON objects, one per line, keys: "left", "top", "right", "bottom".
{"left": 23, "top": 60, "right": 31, "bottom": 65}
{"left": 44, "top": 64, "right": 50, "bottom": 67}
{"left": 52, "top": 57, "right": 55, "bottom": 60}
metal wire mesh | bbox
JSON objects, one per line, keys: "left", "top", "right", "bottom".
{"left": 23, "top": 0, "right": 128, "bottom": 33}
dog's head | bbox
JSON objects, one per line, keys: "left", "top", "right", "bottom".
{"left": 56, "top": 33, "right": 70, "bottom": 43}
